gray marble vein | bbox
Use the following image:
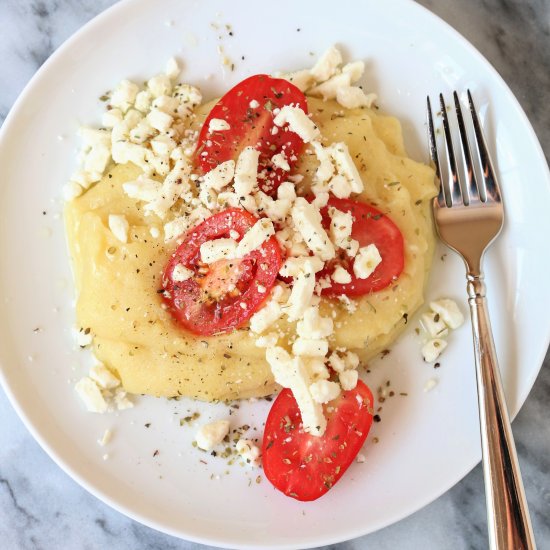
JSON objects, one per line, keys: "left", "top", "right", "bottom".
{"left": 0, "top": 0, "right": 549, "bottom": 549}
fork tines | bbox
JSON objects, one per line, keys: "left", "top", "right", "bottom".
{"left": 427, "top": 91, "right": 502, "bottom": 208}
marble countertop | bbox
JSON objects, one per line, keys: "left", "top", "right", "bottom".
{"left": 1, "top": 0, "right": 549, "bottom": 548}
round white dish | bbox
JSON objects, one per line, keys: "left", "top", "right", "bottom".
{"left": 0, "top": 0, "right": 548, "bottom": 548}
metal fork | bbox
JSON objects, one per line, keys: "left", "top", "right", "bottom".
{"left": 427, "top": 91, "right": 536, "bottom": 550}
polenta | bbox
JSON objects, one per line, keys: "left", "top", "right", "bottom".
{"left": 66, "top": 94, "right": 436, "bottom": 402}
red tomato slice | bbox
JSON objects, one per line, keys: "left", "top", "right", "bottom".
{"left": 262, "top": 381, "right": 374, "bottom": 501}
{"left": 195, "top": 74, "right": 307, "bottom": 195}
{"left": 162, "top": 208, "right": 282, "bottom": 336}
{"left": 320, "top": 197, "right": 404, "bottom": 296}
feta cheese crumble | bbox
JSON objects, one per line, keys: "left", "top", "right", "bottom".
{"left": 236, "top": 439, "right": 261, "bottom": 467}
{"left": 430, "top": 299, "right": 465, "bottom": 330}
{"left": 208, "top": 118, "right": 230, "bottom": 132}
{"left": 195, "top": 420, "right": 230, "bottom": 451}
{"left": 418, "top": 298, "right": 464, "bottom": 363}
{"left": 273, "top": 106, "right": 320, "bottom": 143}
{"left": 421, "top": 338, "right": 448, "bottom": 363}
{"left": 200, "top": 238, "right": 238, "bottom": 264}
{"left": 108, "top": 214, "right": 129, "bottom": 243}
{"left": 353, "top": 244, "right": 382, "bottom": 280}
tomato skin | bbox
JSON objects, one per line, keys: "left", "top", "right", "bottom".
{"left": 162, "top": 208, "right": 282, "bottom": 336}
{"left": 262, "top": 381, "right": 374, "bottom": 501}
{"left": 320, "top": 198, "right": 405, "bottom": 297}
{"left": 195, "top": 74, "right": 307, "bottom": 195}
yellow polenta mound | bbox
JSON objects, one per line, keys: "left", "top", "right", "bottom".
{"left": 65, "top": 97, "right": 436, "bottom": 401}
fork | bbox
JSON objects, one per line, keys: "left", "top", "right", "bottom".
{"left": 427, "top": 91, "right": 536, "bottom": 549}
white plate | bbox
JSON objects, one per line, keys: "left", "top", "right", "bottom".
{"left": 0, "top": 0, "right": 549, "bottom": 548}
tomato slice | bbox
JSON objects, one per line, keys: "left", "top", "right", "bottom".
{"left": 320, "top": 197, "right": 405, "bottom": 296}
{"left": 162, "top": 208, "right": 282, "bottom": 336}
{"left": 195, "top": 74, "right": 307, "bottom": 195}
{"left": 262, "top": 381, "right": 374, "bottom": 501}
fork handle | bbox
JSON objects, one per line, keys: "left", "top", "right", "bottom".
{"left": 467, "top": 273, "right": 536, "bottom": 550}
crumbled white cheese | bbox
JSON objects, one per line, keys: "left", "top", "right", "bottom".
{"left": 309, "top": 380, "right": 341, "bottom": 404}
{"left": 311, "top": 141, "right": 335, "bottom": 184}
{"left": 277, "top": 181, "right": 296, "bottom": 201}
{"left": 309, "top": 72, "right": 352, "bottom": 101}
{"left": 129, "top": 119, "right": 155, "bottom": 144}
{"left": 195, "top": 420, "right": 230, "bottom": 451}
{"left": 254, "top": 332, "right": 279, "bottom": 348}
{"left": 150, "top": 134, "right": 177, "bottom": 157}
{"left": 110, "top": 79, "right": 139, "bottom": 112}
{"left": 424, "top": 378, "right": 439, "bottom": 392}
{"left": 208, "top": 118, "right": 230, "bottom": 132}
{"left": 330, "top": 143, "right": 364, "bottom": 194}
{"left": 421, "top": 339, "right": 447, "bottom": 363}
{"left": 296, "top": 306, "right": 333, "bottom": 339}
{"left": 328, "top": 351, "right": 345, "bottom": 373}
{"left": 271, "top": 153, "right": 290, "bottom": 171}
{"left": 63, "top": 181, "right": 84, "bottom": 201}
{"left": 329, "top": 206, "right": 353, "bottom": 247}
{"left": 165, "top": 57, "right": 180, "bottom": 80}
{"left": 97, "top": 429, "right": 112, "bottom": 447}
{"left": 249, "top": 300, "right": 282, "bottom": 334}
{"left": 344, "top": 351, "right": 360, "bottom": 369}
{"left": 291, "top": 198, "right": 335, "bottom": 261}
{"left": 102, "top": 108, "right": 123, "bottom": 128}
{"left": 429, "top": 299, "right": 464, "bottom": 330}
{"left": 134, "top": 90, "right": 152, "bottom": 112}
{"left": 353, "top": 244, "right": 382, "bottom": 279}
{"left": 279, "top": 255, "right": 324, "bottom": 278}
{"left": 113, "top": 388, "right": 133, "bottom": 410}
{"left": 421, "top": 312, "right": 449, "bottom": 338}
{"left": 173, "top": 83, "right": 202, "bottom": 106}
{"left": 356, "top": 453, "right": 366, "bottom": 463}
{"left": 108, "top": 214, "right": 129, "bottom": 243}
{"left": 332, "top": 266, "right": 352, "bottom": 284}
{"left": 280, "top": 69, "right": 315, "bottom": 92}
{"left": 75, "top": 378, "right": 108, "bottom": 413}
{"left": 311, "top": 191, "right": 329, "bottom": 209}
{"left": 70, "top": 170, "right": 101, "bottom": 190}
{"left": 235, "top": 218, "right": 274, "bottom": 258}
{"left": 249, "top": 99, "right": 260, "bottom": 109}
{"left": 327, "top": 174, "right": 351, "bottom": 199}
{"left": 273, "top": 106, "right": 320, "bottom": 143}
{"left": 203, "top": 159, "right": 235, "bottom": 191}
{"left": 146, "top": 109, "right": 173, "bottom": 132}
{"left": 164, "top": 207, "right": 210, "bottom": 241}
{"left": 284, "top": 272, "right": 316, "bottom": 322}
{"left": 328, "top": 350, "right": 359, "bottom": 373}
{"left": 236, "top": 439, "right": 261, "bottom": 467}
{"left": 163, "top": 217, "right": 190, "bottom": 242}
{"left": 339, "top": 369, "right": 359, "bottom": 391}
{"left": 292, "top": 338, "right": 329, "bottom": 357}
{"left": 310, "top": 45, "right": 343, "bottom": 82}
{"left": 234, "top": 146, "right": 259, "bottom": 197}
{"left": 74, "top": 327, "right": 93, "bottom": 347}
{"left": 305, "top": 358, "right": 330, "bottom": 381}
{"left": 260, "top": 193, "right": 293, "bottom": 222}
{"left": 200, "top": 238, "right": 238, "bottom": 264}
{"left": 89, "top": 364, "right": 120, "bottom": 389}
{"left": 342, "top": 60, "right": 365, "bottom": 82}
{"left": 266, "top": 347, "right": 326, "bottom": 436}
{"left": 111, "top": 141, "right": 149, "bottom": 172}
{"left": 143, "top": 159, "right": 191, "bottom": 218}
{"left": 172, "top": 263, "right": 194, "bottom": 282}
{"left": 147, "top": 74, "right": 172, "bottom": 98}
{"left": 336, "top": 87, "right": 377, "bottom": 109}
{"left": 123, "top": 109, "right": 142, "bottom": 129}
